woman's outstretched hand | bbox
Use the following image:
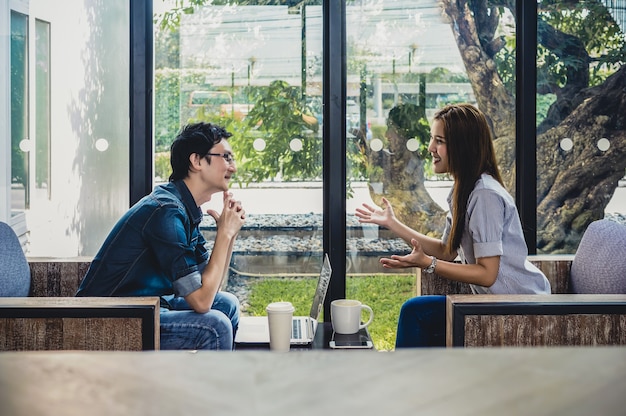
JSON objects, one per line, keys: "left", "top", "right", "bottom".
{"left": 379, "top": 238, "right": 429, "bottom": 269}
{"left": 355, "top": 197, "right": 395, "bottom": 228}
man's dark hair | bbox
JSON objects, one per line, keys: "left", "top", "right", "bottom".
{"left": 169, "top": 122, "right": 232, "bottom": 181}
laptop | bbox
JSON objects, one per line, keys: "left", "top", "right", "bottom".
{"left": 235, "top": 253, "right": 332, "bottom": 346}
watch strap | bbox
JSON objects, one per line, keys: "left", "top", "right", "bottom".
{"left": 423, "top": 256, "right": 437, "bottom": 274}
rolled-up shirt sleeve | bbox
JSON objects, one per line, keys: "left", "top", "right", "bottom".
{"left": 172, "top": 269, "right": 203, "bottom": 297}
{"left": 466, "top": 189, "right": 505, "bottom": 259}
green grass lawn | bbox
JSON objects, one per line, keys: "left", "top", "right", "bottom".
{"left": 245, "top": 274, "right": 416, "bottom": 351}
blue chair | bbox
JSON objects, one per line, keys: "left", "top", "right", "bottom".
{"left": 570, "top": 219, "right": 626, "bottom": 294}
{"left": 0, "top": 221, "right": 31, "bottom": 296}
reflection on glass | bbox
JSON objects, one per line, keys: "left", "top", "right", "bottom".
{"left": 346, "top": 0, "right": 480, "bottom": 277}
{"left": 536, "top": 1, "right": 626, "bottom": 254}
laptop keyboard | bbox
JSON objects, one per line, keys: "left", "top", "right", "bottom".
{"left": 292, "top": 319, "right": 302, "bottom": 339}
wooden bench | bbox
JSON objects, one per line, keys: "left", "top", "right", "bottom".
{"left": 419, "top": 255, "right": 626, "bottom": 347}
{"left": 0, "top": 258, "right": 160, "bottom": 351}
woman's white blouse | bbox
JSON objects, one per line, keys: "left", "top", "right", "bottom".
{"left": 442, "top": 173, "right": 551, "bottom": 294}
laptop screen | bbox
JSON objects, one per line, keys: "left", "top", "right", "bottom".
{"left": 309, "top": 253, "right": 332, "bottom": 320}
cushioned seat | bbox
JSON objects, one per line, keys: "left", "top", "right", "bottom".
{"left": 0, "top": 221, "right": 31, "bottom": 296}
{"left": 570, "top": 219, "right": 626, "bottom": 294}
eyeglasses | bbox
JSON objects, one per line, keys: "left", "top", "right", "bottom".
{"left": 205, "top": 152, "right": 235, "bottom": 164}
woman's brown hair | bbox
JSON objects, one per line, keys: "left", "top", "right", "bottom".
{"left": 433, "top": 104, "right": 503, "bottom": 255}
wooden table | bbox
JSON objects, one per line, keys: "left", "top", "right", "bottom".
{"left": 0, "top": 347, "right": 624, "bottom": 415}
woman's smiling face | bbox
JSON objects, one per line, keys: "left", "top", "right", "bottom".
{"left": 428, "top": 119, "right": 449, "bottom": 174}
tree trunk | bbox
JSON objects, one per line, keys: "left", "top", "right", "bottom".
{"left": 536, "top": 66, "right": 626, "bottom": 253}
{"left": 440, "top": 0, "right": 516, "bottom": 139}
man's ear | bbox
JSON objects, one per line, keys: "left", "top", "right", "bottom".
{"left": 188, "top": 153, "right": 203, "bottom": 172}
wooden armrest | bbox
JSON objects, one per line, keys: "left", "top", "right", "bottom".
{"left": 446, "top": 294, "right": 626, "bottom": 347}
{"left": 0, "top": 297, "right": 160, "bottom": 351}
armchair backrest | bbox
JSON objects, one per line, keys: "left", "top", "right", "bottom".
{"left": 570, "top": 219, "right": 626, "bottom": 294}
{"left": 0, "top": 222, "right": 31, "bottom": 296}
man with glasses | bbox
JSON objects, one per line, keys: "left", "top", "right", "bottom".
{"left": 77, "top": 122, "right": 245, "bottom": 350}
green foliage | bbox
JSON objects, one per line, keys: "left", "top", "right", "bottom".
{"left": 370, "top": 124, "right": 386, "bottom": 140}
{"left": 247, "top": 278, "right": 319, "bottom": 318}
{"left": 494, "top": 37, "right": 516, "bottom": 96}
{"left": 424, "top": 67, "right": 470, "bottom": 83}
{"left": 495, "top": 3, "right": 626, "bottom": 97}
{"left": 153, "top": 0, "right": 625, "bottom": 203}
{"left": 155, "top": 0, "right": 216, "bottom": 31}
{"left": 347, "top": 132, "right": 368, "bottom": 184}
{"left": 185, "top": 80, "right": 325, "bottom": 187}
{"left": 540, "top": 1, "right": 625, "bottom": 69}
{"left": 232, "top": 80, "right": 322, "bottom": 184}
{"left": 246, "top": 274, "right": 415, "bottom": 351}
{"left": 154, "top": 152, "right": 172, "bottom": 182}
{"left": 154, "top": 69, "right": 181, "bottom": 152}
{"left": 154, "top": 22, "right": 180, "bottom": 70}
{"left": 536, "top": 93, "right": 556, "bottom": 127}
{"left": 154, "top": 67, "right": 234, "bottom": 152}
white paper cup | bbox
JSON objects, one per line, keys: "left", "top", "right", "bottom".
{"left": 331, "top": 299, "right": 374, "bottom": 334}
{"left": 266, "top": 301, "right": 295, "bottom": 352}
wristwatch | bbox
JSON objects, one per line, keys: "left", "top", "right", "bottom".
{"left": 423, "top": 256, "right": 437, "bottom": 274}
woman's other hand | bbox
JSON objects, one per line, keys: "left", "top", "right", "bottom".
{"left": 355, "top": 197, "right": 395, "bottom": 228}
{"left": 380, "top": 238, "right": 430, "bottom": 269}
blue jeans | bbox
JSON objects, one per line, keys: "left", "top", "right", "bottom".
{"left": 395, "top": 295, "right": 446, "bottom": 348}
{"left": 159, "top": 291, "right": 240, "bottom": 350}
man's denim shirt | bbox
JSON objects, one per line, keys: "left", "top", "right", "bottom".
{"left": 76, "top": 180, "right": 208, "bottom": 305}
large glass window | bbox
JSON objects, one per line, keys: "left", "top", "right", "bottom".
{"left": 535, "top": 1, "right": 626, "bottom": 254}
{"left": 344, "top": 0, "right": 500, "bottom": 349}
{"left": 154, "top": 0, "right": 324, "bottom": 313}
{"left": 152, "top": 0, "right": 625, "bottom": 350}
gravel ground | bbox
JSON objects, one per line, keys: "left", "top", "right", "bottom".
{"left": 202, "top": 214, "right": 410, "bottom": 253}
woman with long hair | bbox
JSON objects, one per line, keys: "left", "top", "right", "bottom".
{"left": 355, "top": 103, "right": 551, "bottom": 348}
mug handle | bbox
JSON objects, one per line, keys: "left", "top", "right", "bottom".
{"left": 359, "top": 304, "right": 374, "bottom": 329}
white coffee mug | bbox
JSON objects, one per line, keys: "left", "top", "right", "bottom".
{"left": 331, "top": 299, "right": 374, "bottom": 334}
